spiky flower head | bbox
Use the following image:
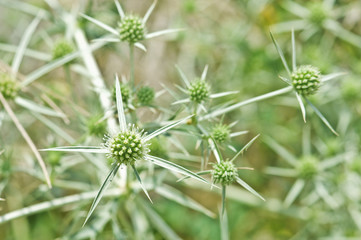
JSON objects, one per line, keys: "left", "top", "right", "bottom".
{"left": 297, "top": 155, "right": 319, "bottom": 179}
{"left": 188, "top": 78, "right": 210, "bottom": 103}
{"left": 112, "top": 83, "right": 132, "bottom": 109}
{"left": 0, "top": 73, "right": 19, "bottom": 99}
{"left": 104, "top": 125, "right": 149, "bottom": 165}
{"left": 137, "top": 86, "right": 155, "bottom": 105}
{"left": 213, "top": 161, "right": 238, "bottom": 185}
{"left": 211, "top": 124, "right": 230, "bottom": 143}
{"left": 308, "top": 3, "right": 328, "bottom": 25}
{"left": 291, "top": 65, "right": 321, "bottom": 96}
{"left": 52, "top": 40, "right": 74, "bottom": 60}
{"left": 118, "top": 15, "right": 146, "bottom": 43}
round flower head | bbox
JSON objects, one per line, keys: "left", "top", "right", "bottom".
{"left": 52, "top": 40, "right": 74, "bottom": 60}
{"left": 113, "top": 83, "right": 132, "bottom": 109}
{"left": 291, "top": 65, "right": 321, "bottom": 96}
{"left": 118, "top": 15, "right": 146, "bottom": 43}
{"left": 213, "top": 161, "right": 238, "bottom": 185}
{"left": 0, "top": 73, "right": 19, "bottom": 99}
{"left": 297, "top": 155, "right": 319, "bottom": 179}
{"left": 308, "top": 3, "right": 328, "bottom": 25}
{"left": 137, "top": 86, "right": 155, "bottom": 105}
{"left": 104, "top": 125, "right": 149, "bottom": 165}
{"left": 188, "top": 78, "right": 210, "bottom": 103}
{"left": 211, "top": 124, "right": 230, "bottom": 143}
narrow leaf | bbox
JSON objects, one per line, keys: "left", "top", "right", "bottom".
{"left": 270, "top": 32, "right": 291, "bottom": 76}
{"left": 40, "top": 146, "right": 108, "bottom": 154}
{"left": 83, "top": 163, "right": 121, "bottom": 226}
{"left": 201, "top": 65, "right": 208, "bottom": 81}
{"left": 175, "top": 65, "right": 190, "bottom": 88}
{"left": 146, "top": 155, "right": 208, "bottom": 184}
{"left": 230, "top": 134, "right": 260, "bottom": 162}
{"left": 15, "top": 97, "right": 65, "bottom": 118}
{"left": 284, "top": 179, "right": 305, "bottom": 207}
{"left": 143, "top": 0, "right": 157, "bottom": 24}
{"left": 235, "top": 177, "right": 265, "bottom": 201}
{"left": 114, "top": 0, "right": 125, "bottom": 19}
{"left": 295, "top": 92, "right": 306, "bottom": 122}
{"left": 134, "top": 42, "right": 147, "bottom": 52}
{"left": 144, "top": 115, "right": 192, "bottom": 141}
{"left": 115, "top": 75, "right": 127, "bottom": 131}
{"left": 208, "top": 138, "right": 223, "bottom": 164}
{"left": 146, "top": 28, "right": 184, "bottom": 39}
{"left": 221, "top": 185, "right": 226, "bottom": 216}
{"left": 304, "top": 97, "right": 338, "bottom": 135}
{"left": 263, "top": 136, "right": 298, "bottom": 167}
{"left": 291, "top": 29, "right": 296, "bottom": 71}
{"left": 131, "top": 165, "right": 153, "bottom": 203}
{"left": 12, "top": 13, "right": 43, "bottom": 73}
{"left": 80, "top": 13, "right": 119, "bottom": 36}
{"left": 176, "top": 170, "right": 212, "bottom": 182}
{"left": 210, "top": 91, "right": 239, "bottom": 99}
{"left": 321, "top": 72, "right": 346, "bottom": 82}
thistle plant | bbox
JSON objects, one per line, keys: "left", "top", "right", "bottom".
{"left": 42, "top": 77, "right": 208, "bottom": 225}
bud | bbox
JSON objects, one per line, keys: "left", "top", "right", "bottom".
{"left": 112, "top": 83, "right": 132, "bottom": 109}
{"left": 297, "top": 155, "right": 318, "bottom": 179}
{"left": 105, "top": 125, "right": 149, "bottom": 165}
{"left": 212, "top": 161, "right": 238, "bottom": 185}
{"left": 52, "top": 40, "right": 74, "bottom": 60}
{"left": 0, "top": 73, "right": 19, "bottom": 99}
{"left": 137, "top": 86, "right": 155, "bottom": 105}
{"left": 188, "top": 78, "right": 210, "bottom": 103}
{"left": 118, "top": 15, "right": 146, "bottom": 43}
{"left": 211, "top": 124, "right": 230, "bottom": 143}
{"left": 291, "top": 65, "right": 321, "bottom": 96}
{"left": 308, "top": 3, "right": 328, "bottom": 25}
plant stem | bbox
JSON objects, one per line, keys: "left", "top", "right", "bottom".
{"left": 200, "top": 86, "right": 293, "bottom": 120}
{"left": 129, "top": 43, "right": 135, "bottom": 89}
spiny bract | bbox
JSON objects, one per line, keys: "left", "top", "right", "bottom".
{"left": 213, "top": 161, "right": 238, "bottom": 185}
{"left": 291, "top": 65, "right": 321, "bottom": 96}
{"left": 137, "top": 86, "right": 155, "bottom": 105}
{"left": 0, "top": 73, "right": 19, "bottom": 99}
{"left": 118, "top": 15, "right": 146, "bottom": 43}
{"left": 105, "top": 125, "right": 149, "bottom": 165}
{"left": 188, "top": 78, "right": 210, "bottom": 103}
{"left": 211, "top": 124, "right": 230, "bottom": 143}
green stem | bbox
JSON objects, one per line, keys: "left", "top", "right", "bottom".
{"left": 129, "top": 43, "right": 135, "bottom": 89}
{"left": 200, "top": 86, "right": 293, "bottom": 120}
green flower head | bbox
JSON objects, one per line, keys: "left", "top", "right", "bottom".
{"left": 0, "top": 73, "right": 19, "bottom": 99}
{"left": 308, "top": 2, "right": 328, "bottom": 25}
{"left": 118, "top": 15, "right": 146, "bottom": 43}
{"left": 291, "top": 65, "right": 321, "bottom": 96}
{"left": 213, "top": 161, "right": 238, "bottom": 185}
{"left": 104, "top": 124, "right": 149, "bottom": 165}
{"left": 188, "top": 78, "right": 210, "bottom": 103}
{"left": 211, "top": 124, "right": 230, "bottom": 143}
{"left": 137, "top": 86, "right": 155, "bottom": 105}
{"left": 52, "top": 40, "right": 74, "bottom": 60}
{"left": 297, "top": 155, "right": 319, "bottom": 179}
{"left": 113, "top": 83, "right": 132, "bottom": 108}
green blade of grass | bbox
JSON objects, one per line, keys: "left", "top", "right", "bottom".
{"left": 83, "top": 162, "right": 121, "bottom": 226}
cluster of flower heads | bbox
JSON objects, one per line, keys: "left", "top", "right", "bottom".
{"left": 291, "top": 65, "right": 321, "bottom": 96}
{"left": 118, "top": 15, "right": 146, "bottom": 43}
{"left": 212, "top": 161, "right": 238, "bottom": 185}
{"left": 104, "top": 124, "right": 149, "bottom": 165}
{"left": 188, "top": 78, "right": 210, "bottom": 103}
{"left": 0, "top": 73, "right": 19, "bottom": 99}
